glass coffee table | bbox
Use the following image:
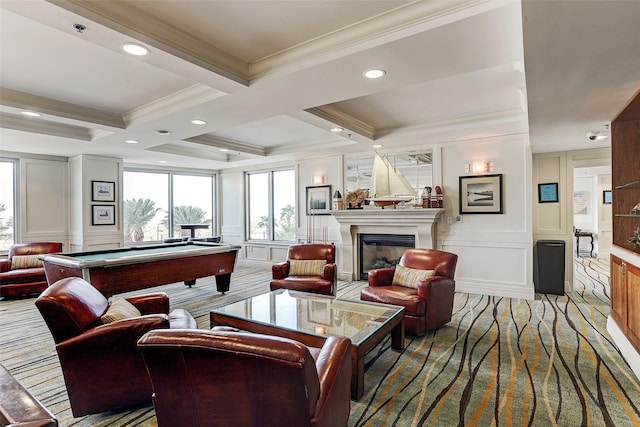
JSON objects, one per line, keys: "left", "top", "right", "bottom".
{"left": 210, "top": 289, "right": 405, "bottom": 399}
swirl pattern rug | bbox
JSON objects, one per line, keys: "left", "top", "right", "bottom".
{"left": 0, "top": 258, "right": 638, "bottom": 426}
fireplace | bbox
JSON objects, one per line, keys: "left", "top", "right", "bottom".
{"left": 331, "top": 208, "right": 444, "bottom": 280}
{"left": 359, "top": 234, "right": 415, "bottom": 280}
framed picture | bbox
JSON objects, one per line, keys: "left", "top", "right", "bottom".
{"left": 92, "top": 180, "right": 115, "bottom": 202}
{"left": 574, "top": 191, "right": 589, "bottom": 215}
{"left": 459, "top": 174, "right": 503, "bottom": 214}
{"left": 306, "top": 185, "right": 331, "bottom": 215}
{"left": 92, "top": 205, "right": 115, "bottom": 225}
{"left": 603, "top": 190, "right": 612, "bottom": 204}
{"left": 538, "top": 182, "right": 559, "bottom": 203}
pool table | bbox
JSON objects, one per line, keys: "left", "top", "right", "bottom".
{"left": 41, "top": 242, "right": 240, "bottom": 297}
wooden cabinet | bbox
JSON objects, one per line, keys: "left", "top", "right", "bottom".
{"left": 611, "top": 255, "right": 628, "bottom": 331}
{"left": 610, "top": 89, "right": 640, "bottom": 358}
{"left": 611, "top": 91, "right": 640, "bottom": 254}
{"left": 611, "top": 255, "right": 640, "bottom": 352}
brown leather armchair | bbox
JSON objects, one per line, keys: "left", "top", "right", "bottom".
{"left": 361, "top": 248, "right": 458, "bottom": 336}
{"left": 0, "top": 242, "right": 63, "bottom": 297}
{"left": 35, "top": 277, "right": 197, "bottom": 417}
{"left": 270, "top": 243, "right": 337, "bottom": 296}
{"left": 137, "top": 329, "right": 352, "bottom": 427}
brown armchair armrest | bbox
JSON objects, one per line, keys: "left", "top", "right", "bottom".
{"left": 126, "top": 293, "right": 170, "bottom": 315}
{"left": 0, "top": 259, "right": 11, "bottom": 273}
{"left": 367, "top": 268, "right": 395, "bottom": 286}
{"left": 417, "top": 276, "right": 456, "bottom": 300}
{"left": 57, "top": 315, "right": 170, "bottom": 364}
{"left": 272, "top": 261, "right": 290, "bottom": 279}
{"left": 322, "top": 263, "right": 336, "bottom": 281}
{"left": 313, "top": 336, "right": 351, "bottom": 424}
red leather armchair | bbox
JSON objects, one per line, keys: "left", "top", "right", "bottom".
{"left": 137, "top": 329, "right": 352, "bottom": 427}
{"left": 270, "top": 243, "right": 337, "bottom": 296}
{"left": 0, "top": 242, "right": 62, "bottom": 297}
{"left": 361, "top": 248, "right": 458, "bottom": 336}
{"left": 35, "top": 277, "right": 197, "bottom": 417}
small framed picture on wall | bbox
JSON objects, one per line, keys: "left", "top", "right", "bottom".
{"left": 92, "top": 205, "right": 115, "bottom": 225}
{"left": 603, "top": 190, "right": 612, "bottom": 204}
{"left": 537, "top": 182, "right": 559, "bottom": 203}
{"left": 92, "top": 180, "right": 115, "bottom": 202}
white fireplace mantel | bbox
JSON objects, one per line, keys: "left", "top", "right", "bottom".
{"left": 331, "top": 208, "right": 445, "bottom": 280}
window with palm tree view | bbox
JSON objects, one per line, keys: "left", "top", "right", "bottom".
{"left": 247, "top": 169, "right": 295, "bottom": 241}
{"left": 0, "top": 159, "right": 16, "bottom": 250}
{"left": 123, "top": 170, "right": 215, "bottom": 243}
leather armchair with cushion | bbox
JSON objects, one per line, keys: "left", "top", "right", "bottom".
{"left": 361, "top": 248, "right": 458, "bottom": 336}
{"left": 137, "top": 329, "right": 351, "bottom": 427}
{"left": 0, "top": 242, "right": 63, "bottom": 297}
{"left": 270, "top": 243, "right": 337, "bottom": 296}
{"left": 35, "top": 277, "right": 197, "bottom": 417}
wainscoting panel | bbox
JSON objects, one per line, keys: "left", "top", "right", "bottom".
{"left": 443, "top": 241, "right": 534, "bottom": 300}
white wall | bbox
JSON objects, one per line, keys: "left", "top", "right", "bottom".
{"left": 19, "top": 156, "right": 69, "bottom": 248}
{"left": 597, "top": 174, "right": 613, "bottom": 259}
{"left": 68, "top": 155, "right": 124, "bottom": 251}
{"left": 438, "top": 134, "right": 533, "bottom": 300}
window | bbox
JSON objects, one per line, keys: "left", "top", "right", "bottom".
{"left": 123, "top": 170, "right": 215, "bottom": 243}
{"left": 247, "top": 169, "right": 296, "bottom": 241}
{"left": 173, "top": 174, "right": 214, "bottom": 237}
{"left": 0, "top": 159, "right": 16, "bottom": 250}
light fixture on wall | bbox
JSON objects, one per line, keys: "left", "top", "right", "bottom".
{"left": 312, "top": 175, "right": 327, "bottom": 185}
{"left": 464, "top": 161, "right": 494, "bottom": 174}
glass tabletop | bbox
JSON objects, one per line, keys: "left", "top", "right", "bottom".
{"left": 211, "top": 290, "right": 403, "bottom": 346}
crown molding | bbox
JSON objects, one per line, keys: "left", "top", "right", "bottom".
{"left": 251, "top": 0, "right": 499, "bottom": 79}
{"left": 184, "top": 134, "right": 266, "bottom": 157}
{"left": 376, "top": 107, "right": 527, "bottom": 139}
{"left": 123, "top": 85, "right": 227, "bottom": 127}
{"left": 0, "top": 87, "right": 125, "bottom": 129}
{"left": 48, "top": 0, "right": 249, "bottom": 85}
{"left": 305, "top": 106, "right": 376, "bottom": 140}
{"left": 0, "top": 113, "right": 93, "bottom": 141}
{"left": 147, "top": 143, "right": 235, "bottom": 163}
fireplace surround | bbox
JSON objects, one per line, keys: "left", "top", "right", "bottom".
{"left": 331, "top": 208, "right": 444, "bottom": 280}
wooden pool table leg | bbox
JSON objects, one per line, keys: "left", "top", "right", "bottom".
{"left": 215, "top": 273, "right": 231, "bottom": 294}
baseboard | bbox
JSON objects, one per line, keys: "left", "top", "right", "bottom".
{"left": 607, "top": 316, "right": 640, "bottom": 382}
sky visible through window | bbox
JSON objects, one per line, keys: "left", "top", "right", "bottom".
{"left": 0, "top": 161, "right": 14, "bottom": 250}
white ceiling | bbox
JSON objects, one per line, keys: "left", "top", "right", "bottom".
{"left": 1, "top": 0, "right": 638, "bottom": 171}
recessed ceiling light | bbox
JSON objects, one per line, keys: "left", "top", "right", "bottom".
{"left": 372, "top": 144, "right": 383, "bottom": 148}
{"left": 219, "top": 148, "right": 229, "bottom": 152}
{"left": 20, "top": 111, "right": 41, "bottom": 117}
{"left": 125, "top": 139, "right": 138, "bottom": 144}
{"left": 330, "top": 127, "right": 343, "bottom": 133}
{"left": 121, "top": 43, "right": 149, "bottom": 56}
{"left": 363, "top": 69, "right": 386, "bottom": 79}
{"left": 156, "top": 130, "right": 170, "bottom": 135}
{"left": 191, "top": 119, "right": 207, "bottom": 125}
{"left": 159, "top": 160, "right": 167, "bottom": 164}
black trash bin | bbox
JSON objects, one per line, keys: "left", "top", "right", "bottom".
{"left": 533, "top": 240, "right": 565, "bottom": 295}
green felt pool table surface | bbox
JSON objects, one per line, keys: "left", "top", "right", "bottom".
{"left": 42, "top": 242, "right": 241, "bottom": 296}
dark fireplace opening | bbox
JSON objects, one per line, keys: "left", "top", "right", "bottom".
{"left": 359, "top": 234, "right": 415, "bottom": 280}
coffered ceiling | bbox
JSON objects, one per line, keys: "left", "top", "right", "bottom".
{"left": 1, "top": 1, "right": 638, "bottom": 171}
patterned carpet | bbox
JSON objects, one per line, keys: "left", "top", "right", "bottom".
{"left": 1, "top": 258, "right": 639, "bottom": 426}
